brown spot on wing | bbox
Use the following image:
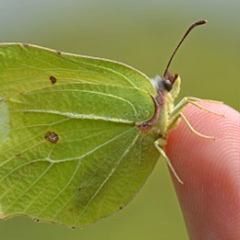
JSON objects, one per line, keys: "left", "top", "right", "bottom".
{"left": 49, "top": 76, "right": 57, "bottom": 85}
{"left": 45, "top": 131, "right": 59, "bottom": 144}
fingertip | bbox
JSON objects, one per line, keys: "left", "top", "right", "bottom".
{"left": 165, "top": 102, "right": 240, "bottom": 239}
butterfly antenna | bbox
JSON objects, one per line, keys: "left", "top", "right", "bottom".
{"left": 163, "top": 19, "right": 207, "bottom": 78}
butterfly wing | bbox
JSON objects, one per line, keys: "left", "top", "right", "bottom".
{"left": 0, "top": 43, "right": 159, "bottom": 227}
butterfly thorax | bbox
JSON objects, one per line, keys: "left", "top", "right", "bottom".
{"left": 147, "top": 73, "right": 181, "bottom": 139}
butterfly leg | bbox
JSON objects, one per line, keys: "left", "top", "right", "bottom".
{"left": 154, "top": 139, "right": 183, "bottom": 184}
{"left": 172, "top": 97, "right": 223, "bottom": 119}
{"left": 167, "top": 97, "right": 223, "bottom": 138}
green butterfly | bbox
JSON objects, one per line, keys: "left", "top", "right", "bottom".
{"left": 0, "top": 20, "right": 207, "bottom": 227}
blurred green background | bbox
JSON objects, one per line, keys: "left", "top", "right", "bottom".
{"left": 0, "top": 0, "right": 238, "bottom": 239}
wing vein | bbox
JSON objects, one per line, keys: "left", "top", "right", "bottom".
{"left": 20, "top": 109, "right": 134, "bottom": 124}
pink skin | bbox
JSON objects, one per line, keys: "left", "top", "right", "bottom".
{"left": 165, "top": 102, "right": 240, "bottom": 240}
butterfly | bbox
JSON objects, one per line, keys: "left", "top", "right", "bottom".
{"left": 0, "top": 20, "right": 209, "bottom": 227}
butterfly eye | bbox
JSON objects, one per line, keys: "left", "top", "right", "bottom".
{"left": 163, "top": 79, "right": 173, "bottom": 91}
